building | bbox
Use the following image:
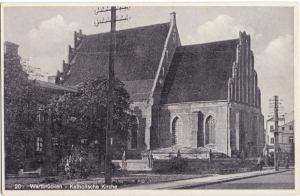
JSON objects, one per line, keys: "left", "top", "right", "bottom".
{"left": 4, "top": 41, "right": 77, "bottom": 174}
{"left": 265, "top": 111, "right": 294, "bottom": 162}
{"left": 265, "top": 117, "right": 285, "bottom": 152}
{"left": 55, "top": 12, "right": 264, "bottom": 158}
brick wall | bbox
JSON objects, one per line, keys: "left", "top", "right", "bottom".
{"left": 159, "top": 101, "right": 229, "bottom": 155}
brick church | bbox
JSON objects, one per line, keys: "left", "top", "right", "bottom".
{"left": 55, "top": 12, "right": 264, "bottom": 158}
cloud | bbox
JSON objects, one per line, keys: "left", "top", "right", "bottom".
{"left": 20, "top": 15, "right": 79, "bottom": 80}
{"left": 195, "top": 14, "right": 262, "bottom": 43}
{"left": 255, "top": 34, "right": 294, "bottom": 117}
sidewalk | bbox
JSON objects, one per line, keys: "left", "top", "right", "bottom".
{"left": 121, "top": 168, "right": 292, "bottom": 189}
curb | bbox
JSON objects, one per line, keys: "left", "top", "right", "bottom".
{"left": 162, "top": 170, "right": 290, "bottom": 189}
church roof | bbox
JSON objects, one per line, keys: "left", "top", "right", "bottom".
{"left": 63, "top": 22, "right": 170, "bottom": 86}
{"left": 123, "top": 79, "right": 154, "bottom": 101}
{"left": 161, "top": 39, "right": 239, "bottom": 104}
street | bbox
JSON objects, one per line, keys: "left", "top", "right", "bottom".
{"left": 191, "top": 170, "right": 294, "bottom": 189}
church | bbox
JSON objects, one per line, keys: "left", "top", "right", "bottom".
{"left": 55, "top": 12, "right": 265, "bottom": 158}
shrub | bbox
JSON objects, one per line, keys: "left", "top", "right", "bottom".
{"left": 169, "top": 157, "right": 188, "bottom": 173}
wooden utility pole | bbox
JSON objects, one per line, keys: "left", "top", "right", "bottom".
{"left": 273, "top": 96, "right": 279, "bottom": 171}
{"left": 94, "top": 6, "right": 130, "bottom": 185}
{"left": 269, "top": 96, "right": 283, "bottom": 171}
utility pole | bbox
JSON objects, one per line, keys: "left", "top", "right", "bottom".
{"left": 268, "top": 96, "right": 283, "bottom": 171}
{"left": 94, "top": 6, "right": 130, "bottom": 185}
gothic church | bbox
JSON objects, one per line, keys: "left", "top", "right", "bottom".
{"left": 55, "top": 12, "right": 264, "bottom": 158}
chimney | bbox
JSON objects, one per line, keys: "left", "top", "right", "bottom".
{"left": 4, "top": 41, "right": 19, "bottom": 56}
{"left": 170, "top": 12, "right": 176, "bottom": 25}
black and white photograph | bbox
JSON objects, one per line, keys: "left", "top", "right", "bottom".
{"left": 1, "top": 3, "right": 298, "bottom": 195}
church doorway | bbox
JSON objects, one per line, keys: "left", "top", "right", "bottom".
{"left": 171, "top": 116, "right": 182, "bottom": 145}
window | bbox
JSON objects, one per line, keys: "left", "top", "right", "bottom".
{"left": 205, "top": 116, "right": 215, "bottom": 144}
{"left": 81, "top": 139, "right": 88, "bottom": 144}
{"left": 36, "top": 137, "right": 43, "bottom": 152}
{"left": 172, "top": 117, "right": 183, "bottom": 145}
{"left": 131, "top": 116, "right": 138, "bottom": 149}
{"left": 52, "top": 137, "right": 59, "bottom": 146}
{"left": 289, "top": 136, "right": 294, "bottom": 144}
{"left": 289, "top": 125, "right": 293, "bottom": 130}
{"left": 282, "top": 127, "right": 285, "bottom": 131}
{"left": 270, "top": 138, "right": 274, "bottom": 144}
{"left": 270, "top": 125, "right": 274, "bottom": 131}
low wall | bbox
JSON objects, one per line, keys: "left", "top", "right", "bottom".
{"left": 126, "top": 160, "right": 151, "bottom": 171}
{"left": 112, "top": 159, "right": 151, "bottom": 171}
{"left": 152, "top": 159, "right": 208, "bottom": 173}
{"left": 152, "top": 153, "right": 209, "bottom": 160}
{"left": 153, "top": 158, "right": 255, "bottom": 174}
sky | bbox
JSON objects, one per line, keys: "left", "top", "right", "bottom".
{"left": 3, "top": 5, "right": 295, "bottom": 122}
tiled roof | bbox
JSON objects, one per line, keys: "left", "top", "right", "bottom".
{"left": 123, "top": 79, "right": 154, "bottom": 101}
{"left": 37, "top": 80, "right": 77, "bottom": 92}
{"left": 161, "top": 39, "right": 239, "bottom": 104}
{"left": 63, "top": 22, "right": 170, "bottom": 86}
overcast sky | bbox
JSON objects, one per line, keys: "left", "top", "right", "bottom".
{"left": 3, "top": 5, "right": 295, "bottom": 121}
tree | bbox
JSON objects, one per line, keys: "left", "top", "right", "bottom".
{"left": 52, "top": 76, "right": 134, "bottom": 172}
{"left": 4, "top": 53, "right": 47, "bottom": 173}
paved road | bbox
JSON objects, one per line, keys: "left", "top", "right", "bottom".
{"left": 191, "top": 170, "right": 294, "bottom": 189}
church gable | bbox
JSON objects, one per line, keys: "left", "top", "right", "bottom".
{"left": 60, "top": 22, "right": 171, "bottom": 86}
{"left": 161, "top": 39, "right": 239, "bottom": 104}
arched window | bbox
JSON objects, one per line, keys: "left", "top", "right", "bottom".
{"left": 172, "top": 116, "right": 183, "bottom": 145}
{"left": 205, "top": 116, "right": 215, "bottom": 144}
{"left": 131, "top": 116, "right": 138, "bottom": 149}
{"left": 197, "top": 112, "right": 204, "bottom": 147}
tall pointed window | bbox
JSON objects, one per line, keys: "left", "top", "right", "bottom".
{"left": 197, "top": 112, "right": 204, "bottom": 147}
{"left": 172, "top": 117, "right": 182, "bottom": 145}
{"left": 205, "top": 116, "right": 215, "bottom": 144}
{"left": 131, "top": 116, "right": 138, "bottom": 149}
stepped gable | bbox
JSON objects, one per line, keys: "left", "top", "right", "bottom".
{"left": 161, "top": 39, "right": 239, "bottom": 104}
{"left": 63, "top": 22, "right": 170, "bottom": 86}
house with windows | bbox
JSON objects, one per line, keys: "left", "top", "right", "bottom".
{"left": 4, "top": 41, "right": 77, "bottom": 174}
{"left": 265, "top": 117, "right": 285, "bottom": 149}
{"left": 278, "top": 111, "right": 294, "bottom": 163}
{"left": 265, "top": 111, "right": 294, "bottom": 163}
{"left": 55, "top": 12, "right": 264, "bottom": 159}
